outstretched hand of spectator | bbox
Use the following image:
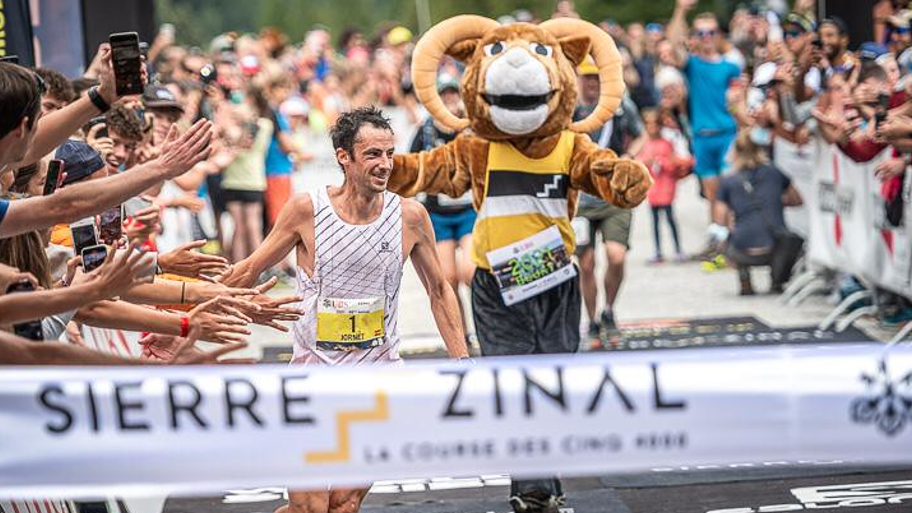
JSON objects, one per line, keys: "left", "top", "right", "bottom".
{"left": 72, "top": 243, "right": 155, "bottom": 300}
{"left": 158, "top": 240, "right": 230, "bottom": 280}
{"left": 235, "top": 276, "right": 304, "bottom": 332}
{"left": 157, "top": 119, "right": 214, "bottom": 178}
{"left": 876, "top": 115, "right": 912, "bottom": 140}
{"left": 187, "top": 296, "right": 253, "bottom": 344}
{"left": 167, "top": 337, "right": 250, "bottom": 365}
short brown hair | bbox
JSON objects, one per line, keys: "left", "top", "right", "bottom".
{"left": 34, "top": 67, "right": 76, "bottom": 104}
{"left": 0, "top": 62, "right": 42, "bottom": 138}
{"left": 694, "top": 12, "right": 719, "bottom": 25}
{"left": 105, "top": 104, "right": 144, "bottom": 142}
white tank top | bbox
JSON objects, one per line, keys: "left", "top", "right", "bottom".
{"left": 291, "top": 187, "right": 403, "bottom": 365}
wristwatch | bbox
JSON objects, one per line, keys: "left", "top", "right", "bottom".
{"left": 87, "top": 86, "right": 111, "bottom": 113}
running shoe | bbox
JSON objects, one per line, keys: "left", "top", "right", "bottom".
{"left": 646, "top": 255, "right": 665, "bottom": 265}
{"left": 509, "top": 492, "right": 562, "bottom": 513}
{"left": 880, "top": 306, "right": 912, "bottom": 328}
{"left": 598, "top": 309, "right": 621, "bottom": 347}
{"left": 700, "top": 253, "right": 728, "bottom": 272}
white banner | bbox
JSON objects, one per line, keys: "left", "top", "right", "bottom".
{"left": 0, "top": 345, "right": 911, "bottom": 499}
{"left": 773, "top": 137, "right": 815, "bottom": 238}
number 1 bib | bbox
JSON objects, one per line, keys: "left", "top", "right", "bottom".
{"left": 486, "top": 225, "right": 577, "bottom": 306}
{"left": 316, "top": 297, "right": 385, "bottom": 351}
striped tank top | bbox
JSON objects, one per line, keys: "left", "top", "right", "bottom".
{"left": 291, "top": 187, "right": 403, "bottom": 365}
{"left": 472, "top": 130, "right": 577, "bottom": 270}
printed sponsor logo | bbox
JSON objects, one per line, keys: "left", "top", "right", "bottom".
{"left": 850, "top": 360, "right": 912, "bottom": 437}
{"left": 706, "top": 479, "right": 912, "bottom": 512}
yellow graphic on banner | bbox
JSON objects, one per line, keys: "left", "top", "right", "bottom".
{"left": 316, "top": 297, "right": 385, "bottom": 350}
{"left": 305, "top": 391, "right": 389, "bottom": 464}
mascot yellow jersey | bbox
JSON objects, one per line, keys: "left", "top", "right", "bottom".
{"left": 474, "top": 130, "right": 576, "bottom": 269}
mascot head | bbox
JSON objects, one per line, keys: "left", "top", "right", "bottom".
{"left": 411, "top": 16, "right": 624, "bottom": 141}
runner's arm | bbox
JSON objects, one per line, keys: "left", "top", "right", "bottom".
{"left": 405, "top": 202, "right": 469, "bottom": 359}
{"left": 221, "top": 194, "right": 310, "bottom": 288}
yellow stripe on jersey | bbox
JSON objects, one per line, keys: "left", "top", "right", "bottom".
{"left": 486, "top": 130, "right": 575, "bottom": 174}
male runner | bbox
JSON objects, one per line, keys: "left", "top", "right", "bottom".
{"left": 223, "top": 106, "right": 469, "bottom": 513}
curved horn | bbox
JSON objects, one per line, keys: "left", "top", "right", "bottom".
{"left": 412, "top": 15, "right": 500, "bottom": 131}
{"left": 540, "top": 18, "right": 624, "bottom": 134}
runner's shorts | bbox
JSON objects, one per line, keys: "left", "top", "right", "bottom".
{"left": 430, "top": 208, "right": 477, "bottom": 243}
{"left": 575, "top": 202, "right": 632, "bottom": 253}
{"left": 471, "top": 266, "right": 581, "bottom": 356}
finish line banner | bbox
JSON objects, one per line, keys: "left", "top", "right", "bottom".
{"left": 0, "top": 345, "right": 911, "bottom": 498}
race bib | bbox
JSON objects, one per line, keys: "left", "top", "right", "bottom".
{"left": 486, "top": 225, "right": 577, "bottom": 306}
{"left": 316, "top": 297, "right": 385, "bottom": 351}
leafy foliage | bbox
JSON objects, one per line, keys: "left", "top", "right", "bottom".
{"left": 156, "top": 0, "right": 729, "bottom": 47}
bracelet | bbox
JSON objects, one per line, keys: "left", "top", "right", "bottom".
{"left": 87, "top": 86, "right": 111, "bottom": 113}
{"left": 179, "top": 315, "right": 190, "bottom": 338}
{"left": 180, "top": 281, "right": 186, "bottom": 304}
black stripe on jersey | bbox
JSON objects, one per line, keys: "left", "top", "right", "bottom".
{"left": 486, "top": 170, "right": 568, "bottom": 199}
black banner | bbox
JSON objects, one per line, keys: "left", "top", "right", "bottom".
{"left": 0, "top": 0, "right": 35, "bottom": 65}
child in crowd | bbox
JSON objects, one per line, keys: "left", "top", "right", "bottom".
{"left": 637, "top": 108, "right": 693, "bottom": 264}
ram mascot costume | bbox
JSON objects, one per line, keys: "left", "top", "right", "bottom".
{"left": 389, "top": 16, "right": 652, "bottom": 512}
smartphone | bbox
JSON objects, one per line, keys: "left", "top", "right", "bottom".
{"left": 7, "top": 281, "right": 44, "bottom": 341}
{"left": 81, "top": 245, "right": 109, "bottom": 273}
{"left": 99, "top": 206, "right": 123, "bottom": 245}
{"left": 109, "top": 32, "right": 143, "bottom": 96}
{"left": 160, "top": 23, "right": 176, "bottom": 39}
{"left": 124, "top": 196, "right": 153, "bottom": 219}
{"left": 70, "top": 217, "right": 98, "bottom": 257}
{"left": 875, "top": 92, "right": 890, "bottom": 128}
{"left": 43, "top": 159, "right": 64, "bottom": 196}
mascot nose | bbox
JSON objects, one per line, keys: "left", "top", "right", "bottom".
{"left": 503, "top": 47, "right": 532, "bottom": 69}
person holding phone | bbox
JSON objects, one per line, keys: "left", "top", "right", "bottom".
{"left": 0, "top": 242, "right": 153, "bottom": 325}
{"left": 0, "top": 58, "right": 215, "bottom": 241}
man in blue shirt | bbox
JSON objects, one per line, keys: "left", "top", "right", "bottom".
{"left": 668, "top": 0, "right": 742, "bottom": 253}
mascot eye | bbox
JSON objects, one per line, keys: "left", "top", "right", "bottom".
{"left": 483, "top": 42, "right": 505, "bottom": 57}
{"left": 530, "top": 43, "right": 553, "bottom": 57}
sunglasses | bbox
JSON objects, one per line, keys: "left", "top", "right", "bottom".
{"left": 894, "top": 26, "right": 911, "bottom": 35}
{"left": 784, "top": 30, "right": 805, "bottom": 39}
{"left": 695, "top": 29, "right": 717, "bottom": 38}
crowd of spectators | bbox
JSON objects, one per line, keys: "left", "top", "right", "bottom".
{"left": 4, "top": 0, "right": 912, "bottom": 363}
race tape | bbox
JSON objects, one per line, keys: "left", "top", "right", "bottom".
{"left": 0, "top": 343, "right": 910, "bottom": 499}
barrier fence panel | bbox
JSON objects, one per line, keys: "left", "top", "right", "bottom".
{"left": 776, "top": 138, "right": 912, "bottom": 300}
{"left": 0, "top": 345, "right": 910, "bottom": 499}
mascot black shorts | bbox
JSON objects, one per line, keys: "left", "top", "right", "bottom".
{"left": 471, "top": 266, "right": 581, "bottom": 356}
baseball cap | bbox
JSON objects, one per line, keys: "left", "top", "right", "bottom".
{"left": 56, "top": 140, "right": 106, "bottom": 185}
{"left": 859, "top": 41, "right": 890, "bottom": 61}
{"left": 577, "top": 56, "right": 598, "bottom": 76}
{"left": 646, "top": 22, "right": 664, "bottom": 33}
{"left": 387, "top": 26, "right": 413, "bottom": 46}
{"left": 280, "top": 97, "right": 310, "bottom": 118}
{"left": 141, "top": 84, "right": 184, "bottom": 113}
{"left": 820, "top": 17, "right": 848, "bottom": 36}
{"left": 437, "top": 74, "right": 460, "bottom": 93}
{"left": 783, "top": 13, "right": 815, "bottom": 33}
